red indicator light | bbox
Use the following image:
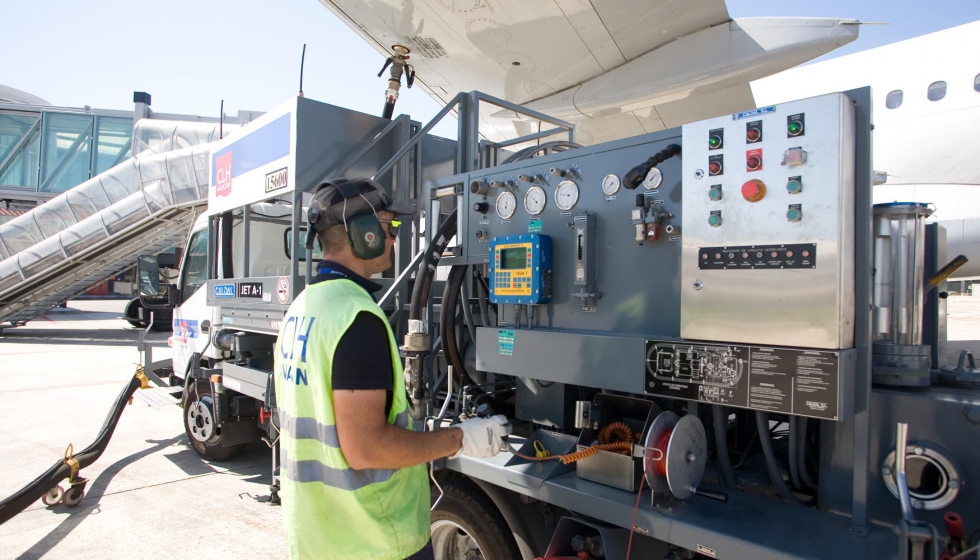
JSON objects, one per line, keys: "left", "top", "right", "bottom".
{"left": 787, "top": 251, "right": 794, "bottom": 257}
{"left": 715, "top": 253, "right": 721, "bottom": 259}
{"left": 746, "top": 148, "right": 763, "bottom": 172}
{"left": 803, "top": 250, "right": 810, "bottom": 257}
{"left": 708, "top": 161, "right": 722, "bottom": 175}
{"left": 747, "top": 128, "right": 761, "bottom": 142}
{"left": 771, "top": 251, "right": 778, "bottom": 257}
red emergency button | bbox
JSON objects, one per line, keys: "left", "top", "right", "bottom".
{"left": 741, "top": 179, "right": 766, "bottom": 202}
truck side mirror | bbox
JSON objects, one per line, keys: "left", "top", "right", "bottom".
{"left": 137, "top": 255, "right": 173, "bottom": 309}
{"left": 137, "top": 255, "right": 160, "bottom": 297}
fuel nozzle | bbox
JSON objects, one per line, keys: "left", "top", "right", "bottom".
{"left": 623, "top": 143, "right": 681, "bottom": 189}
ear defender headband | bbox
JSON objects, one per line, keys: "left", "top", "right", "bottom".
{"left": 335, "top": 181, "right": 388, "bottom": 260}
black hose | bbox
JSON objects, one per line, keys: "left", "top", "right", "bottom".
{"left": 712, "top": 405, "right": 737, "bottom": 489}
{"left": 0, "top": 375, "right": 142, "bottom": 525}
{"left": 788, "top": 415, "right": 804, "bottom": 490}
{"left": 797, "top": 417, "right": 817, "bottom": 488}
{"left": 755, "top": 411, "right": 813, "bottom": 506}
{"left": 409, "top": 212, "right": 458, "bottom": 323}
{"left": 440, "top": 265, "right": 477, "bottom": 387}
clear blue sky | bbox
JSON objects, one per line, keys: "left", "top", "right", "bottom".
{"left": 1, "top": 0, "right": 977, "bottom": 139}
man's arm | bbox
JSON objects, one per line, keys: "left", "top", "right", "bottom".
{"left": 334, "top": 389, "right": 462, "bottom": 470}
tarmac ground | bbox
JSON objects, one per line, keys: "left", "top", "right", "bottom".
{"left": 1, "top": 297, "right": 980, "bottom": 559}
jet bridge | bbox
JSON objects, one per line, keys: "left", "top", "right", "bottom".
{"left": 0, "top": 144, "right": 211, "bottom": 328}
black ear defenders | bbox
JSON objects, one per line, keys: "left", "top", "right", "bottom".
{"left": 335, "top": 182, "right": 388, "bottom": 260}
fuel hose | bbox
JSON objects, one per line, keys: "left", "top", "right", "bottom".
{"left": 0, "top": 374, "right": 142, "bottom": 525}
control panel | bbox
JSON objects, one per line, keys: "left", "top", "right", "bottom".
{"left": 488, "top": 234, "right": 552, "bottom": 305}
{"left": 680, "top": 92, "right": 855, "bottom": 349}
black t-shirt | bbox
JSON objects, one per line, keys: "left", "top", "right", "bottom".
{"left": 313, "top": 261, "right": 394, "bottom": 417}
{"left": 332, "top": 311, "right": 394, "bottom": 416}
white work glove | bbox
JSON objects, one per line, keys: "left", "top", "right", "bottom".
{"left": 450, "top": 414, "right": 512, "bottom": 459}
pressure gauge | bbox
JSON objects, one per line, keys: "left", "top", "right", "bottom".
{"left": 554, "top": 180, "right": 579, "bottom": 211}
{"left": 524, "top": 186, "right": 547, "bottom": 215}
{"left": 643, "top": 167, "right": 663, "bottom": 190}
{"left": 602, "top": 173, "right": 621, "bottom": 195}
{"left": 495, "top": 191, "right": 516, "bottom": 219}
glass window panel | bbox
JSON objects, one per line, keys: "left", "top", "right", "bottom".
{"left": 0, "top": 127, "right": 40, "bottom": 188}
{"left": 40, "top": 113, "right": 94, "bottom": 193}
{"left": 93, "top": 116, "right": 133, "bottom": 175}
{"left": 927, "top": 81, "right": 947, "bottom": 102}
{"left": 885, "top": 90, "right": 903, "bottom": 109}
{"left": 0, "top": 113, "right": 39, "bottom": 163}
{"left": 180, "top": 230, "right": 210, "bottom": 303}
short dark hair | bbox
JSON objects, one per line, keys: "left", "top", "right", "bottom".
{"left": 316, "top": 224, "right": 350, "bottom": 255}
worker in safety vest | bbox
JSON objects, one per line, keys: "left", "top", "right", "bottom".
{"left": 274, "top": 178, "right": 511, "bottom": 560}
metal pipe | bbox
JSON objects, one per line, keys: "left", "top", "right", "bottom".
{"left": 373, "top": 93, "right": 464, "bottom": 182}
{"left": 495, "top": 126, "right": 572, "bottom": 148}
{"left": 895, "top": 422, "right": 914, "bottom": 521}
{"left": 474, "top": 91, "right": 574, "bottom": 130}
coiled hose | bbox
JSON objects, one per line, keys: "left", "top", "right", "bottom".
{"left": 408, "top": 212, "right": 458, "bottom": 324}
{"left": 0, "top": 374, "right": 143, "bottom": 525}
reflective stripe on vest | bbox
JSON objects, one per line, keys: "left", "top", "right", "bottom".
{"left": 278, "top": 408, "right": 412, "bottom": 448}
{"left": 280, "top": 448, "right": 396, "bottom": 491}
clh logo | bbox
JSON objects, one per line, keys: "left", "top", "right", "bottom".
{"left": 215, "top": 152, "right": 233, "bottom": 197}
{"left": 364, "top": 231, "right": 378, "bottom": 247}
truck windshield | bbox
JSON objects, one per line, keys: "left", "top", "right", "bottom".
{"left": 180, "top": 231, "right": 209, "bottom": 303}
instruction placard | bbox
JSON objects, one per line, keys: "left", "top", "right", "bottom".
{"left": 643, "top": 340, "right": 840, "bottom": 420}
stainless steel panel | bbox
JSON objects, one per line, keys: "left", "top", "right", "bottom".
{"left": 220, "top": 361, "right": 270, "bottom": 401}
{"left": 681, "top": 92, "right": 855, "bottom": 349}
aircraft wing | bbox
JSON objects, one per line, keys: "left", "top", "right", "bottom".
{"left": 319, "top": 0, "right": 730, "bottom": 132}
{"left": 570, "top": 81, "right": 756, "bottom": 145}
{"left": 320, "top": 1, "right": 856, "bottom": 145}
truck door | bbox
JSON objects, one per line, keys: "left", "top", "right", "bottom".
{"left": 172, "top": 229, "right": 212, "bottom": 378}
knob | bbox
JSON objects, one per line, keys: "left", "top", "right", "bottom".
{"left": 787, "top": 208, "right": 802, "bottom": 222}
{"left": 740, "top": 179, "right": 766, "bottom": 202}
{"left": 787, "top": 178, "right": 803, "bottom": 194}
{"left": 708, "top": 186, "right": 723, "bottom": 201}
{"left": 475, "top": 229, "right": 488, "bottom": 240}
{"left": 473, "top": 202, "right": 489, "bottom": 214}
{"left": 708, "top": 214, "right": 722, "bottom": 227}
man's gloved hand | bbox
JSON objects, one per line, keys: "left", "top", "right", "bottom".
{"left": 450, "top": 415, "right": 512, "bottom": 459}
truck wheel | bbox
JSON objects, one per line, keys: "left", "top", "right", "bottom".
{"left": 124, "top": 298, "right": 149, "bottom": 329}
{"left": 431, "top": 478, "right": 522, "bottom": 560}
{"left": 183, "top": 381, "right": 246, "bottom": 461}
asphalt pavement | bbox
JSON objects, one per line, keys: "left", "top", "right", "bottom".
{"left": 0, "top": 300, "right": 285, "bottom": 560}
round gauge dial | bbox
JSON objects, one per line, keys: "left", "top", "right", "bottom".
{"left": 524, "top": 186, "right": 547, "bottom": 215}
{"left": 602, "top": 173, "right": 621, "bottom": 195}
{"left": 643, "top": 167, "right": 663, "bottom": 190}
{"left": 495, "top": 191, "right": 516, "bottom": 219}
{"left": 554, "top": 180, "right": 579, "bottom": 211}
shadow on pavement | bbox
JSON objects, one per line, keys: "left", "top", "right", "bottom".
{"left": 14, "top": 435, "right": 271, "bottom": 560}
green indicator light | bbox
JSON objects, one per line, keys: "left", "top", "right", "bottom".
{"left": 708, "top": 136, "right": 721, "bottom": 148}
{"left": 788, "top": 121, "right": 803, "bottom": 136}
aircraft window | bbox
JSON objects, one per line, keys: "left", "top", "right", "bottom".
{"left": 885, "top": 90, "right": 903, "bottom": 109}
{"left": 974, "top": 73, "right": 979, "bottom": 92}
{"left": 928, "top": 81, "right": 947, "bottom": 101}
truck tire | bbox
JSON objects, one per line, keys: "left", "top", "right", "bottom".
{"left": 124, "top": 298, "right": 149, "bottom": 329}
{"left": 431, "top": 478, "right": 522, "bottom": 560}
{"left": 183, "top": 381, "right": 246, "bottom": 461}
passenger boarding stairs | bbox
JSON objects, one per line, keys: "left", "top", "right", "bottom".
{"left": 0, "top": 144, "right": 212, "bottom": 329}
